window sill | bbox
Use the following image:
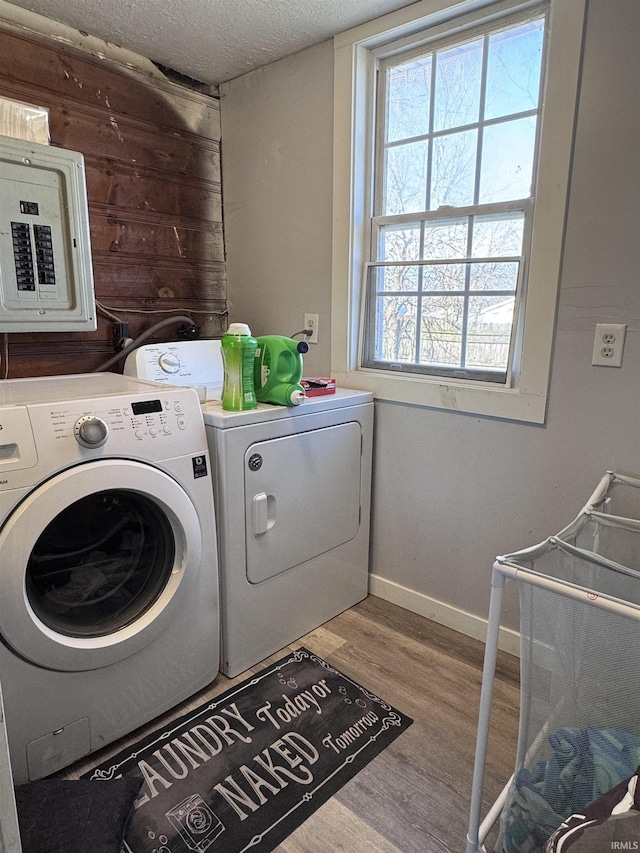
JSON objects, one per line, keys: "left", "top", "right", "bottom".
{"left": 333, "top": 367, "right": 547, "bottom": 423}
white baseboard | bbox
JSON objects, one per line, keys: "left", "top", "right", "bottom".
{"left": 368, "top": 573, "right": 520, "bottom": 658}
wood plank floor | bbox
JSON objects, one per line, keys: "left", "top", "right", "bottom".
{"left": 61, "top": 595, "right": 520, "bottom": 852}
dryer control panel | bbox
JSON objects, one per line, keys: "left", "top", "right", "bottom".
{"left": 124, "top": 339, "right": 224, "bottom": 401}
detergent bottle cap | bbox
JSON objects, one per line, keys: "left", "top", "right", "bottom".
{"left": 227, "top": 322, "right": 252, "bottom": 336}
{"left": 289, "top": 389, "right": 306, "bottom": 406}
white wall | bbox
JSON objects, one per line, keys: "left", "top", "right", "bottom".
{"left": 221, "top": 0, "right": 640, "bottom": 638}
{"left": 220, "top": 41, "right": 334, "bottom": 377}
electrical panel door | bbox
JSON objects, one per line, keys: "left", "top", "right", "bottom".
{"left": 0, "top": 136, "right": 96, "bottom": 331}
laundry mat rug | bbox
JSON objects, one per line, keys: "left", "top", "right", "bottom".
{"left": 84, "top": 647, "right": 412, "bottom": 853}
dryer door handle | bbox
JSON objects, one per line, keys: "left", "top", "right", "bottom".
{"left": 252, "top": 492, "right": 276, "bottom": 535}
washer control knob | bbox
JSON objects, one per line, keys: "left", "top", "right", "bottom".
{"left": 74, "top": 416, "right": 109, "bottom": 448}
{"left": 158, "top": 352, "right": 181, "bottom": 374}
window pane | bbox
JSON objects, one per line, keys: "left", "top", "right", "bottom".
{"left": 372, "top": 264, "right": 420, "bottom": 293}
{"left": 479, "top": 116, "right": 537, "bottom": 203}
{"left": 423, "top": 263, "right": 466, "bottom": 292}
{"left": 381, "top": 224, "right": 421, "bottom": 261}
{"left": 467, "top": 295, "right": 515, "bottom": 369}
{"left": 431, "top": 129, "right": 477, "bottom": 208}
{"left": 384, "top": 140, "right": 428, "bottom": 214}
{"left": 375, "top": 296, "right": 418, "bottom": 361}
{"left": 434, "top": 38, "right": 483, "bottom": 132}
{"left": 420, "top": 296, "right": 464, "bottom": 365}
{"left": 387, "top": 57, "right": 432, "bottom": 143}
{"left": 371, "top": 9, "right": 549, "bottom": 385}
{"left": 469, "top": 261, "right": 519, "bottom": 292}
{"left": 423, "top": 218, "right": 468, "bottom": 258}
{"left": 485, "top": 20, "right": 544, "bottom": 121}
{"left": 472, "top": 213, "right": 524, "bottom": 257}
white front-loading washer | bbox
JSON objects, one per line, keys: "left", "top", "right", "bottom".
{"left": 0, "top": 373, "right": 220, "bottom": 783}
{"left": 124, "top": 341, "right": 373, "bottom": 678}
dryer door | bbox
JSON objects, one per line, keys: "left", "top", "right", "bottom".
{"left": 0, "top": 459, "right": 202, "bottom": 671}
{"left": 244, "top": 422, "right": 362, "bottom": 583}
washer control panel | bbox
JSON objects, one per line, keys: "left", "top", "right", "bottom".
{"left": 45, "top": 394, "right": 194, "bottom": 452}
{"left": 0, "top": 375, "right": 208, "bottom": 491}
{"left": 126, "top": 396, "right": 189, "bottom": 440}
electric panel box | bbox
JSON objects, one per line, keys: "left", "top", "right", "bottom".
{"left": 0, "top": 135, "right": 96, "bottom": 331}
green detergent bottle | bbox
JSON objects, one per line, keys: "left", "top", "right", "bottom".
{"left": 254, "top": 335, "right": 309, "bottom": 406}
{"left": 221, "top": 323, "right": 258, "bottom": 411}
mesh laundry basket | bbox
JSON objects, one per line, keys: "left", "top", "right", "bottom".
{"left": 494, "top": 539, "right": 640, "bottom": 853}
{"left": 557, "top": 510, "right": 640, "bottom": 578}
{"left": 584, "top": 470, "right": 640, "bottom": 519}
{"left": 466, "top": 474, "right": 640, "bottom": 853}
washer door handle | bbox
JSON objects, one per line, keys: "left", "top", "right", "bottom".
{"left": 252, "top": 492, "right": 276, "bottom": 535}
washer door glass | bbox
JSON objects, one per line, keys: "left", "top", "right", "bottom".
{"left": 26, "top": 490, "right": 175, "bottom": 638}
{"left": 0, "top": 459, "right": 202, "bottom": 671}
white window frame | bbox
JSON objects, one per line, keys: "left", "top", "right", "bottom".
{"left": 331, "top": 0, "right": 586, "bottom": 423}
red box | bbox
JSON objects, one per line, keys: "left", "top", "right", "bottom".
{"left": 301, "top": 377, "right": 336, "bottom": 397}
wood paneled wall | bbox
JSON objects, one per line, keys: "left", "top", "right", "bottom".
{"left": 0, "top": 24, "right": 226, "bottom": 378}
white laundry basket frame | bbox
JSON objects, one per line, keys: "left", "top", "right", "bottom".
{"left": 467, "top": 508, "right": 640, "bottom": 852}
{"left": 583, "top": 470, "right": 640, "bottom": 518}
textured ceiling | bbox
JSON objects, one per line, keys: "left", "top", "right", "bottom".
{"left": 5, "top": 0, "right": 420, "bottom": 85}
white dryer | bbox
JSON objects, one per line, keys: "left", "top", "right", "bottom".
{"left": 124, "top": 341, "right": 373, "bottom": 678}
{"left": 204, "top": 390, "right": 373, "bottom": 677}
{"left": 0, "top": 373, "right": 219, "bottom": 783}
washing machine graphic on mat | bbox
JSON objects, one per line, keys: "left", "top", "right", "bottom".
{"left": 166, "top": 794, "right": 224, "bottom": 851}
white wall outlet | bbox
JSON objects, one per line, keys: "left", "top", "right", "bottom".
{"left": 304, "top": 313, "right": 319, "bottom": 344}
{"left": 592, "top": 323, "right": 626, "bottom": 367}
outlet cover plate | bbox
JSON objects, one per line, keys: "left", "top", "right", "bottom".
{"left": 592, "top": 323, "right": 626, "bottom": 367}
{"left": 304, "top": 313, "right": 319, "bottom": 344}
